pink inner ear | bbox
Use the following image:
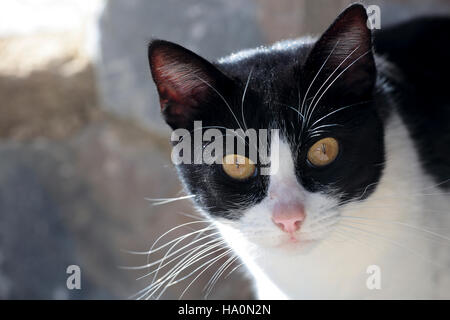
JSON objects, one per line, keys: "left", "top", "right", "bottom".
{"left": 157, "top": 83, "right": 200, "bottom": 114}
{"left": 327, "top": 5, "right": 371, "bottom": 54}
{"left": 152, "top": 53, "right": 210, "bottom": 107}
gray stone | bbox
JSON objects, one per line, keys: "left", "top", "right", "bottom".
{"left": 0, "top": 142, "right": 108, "bottom": 299}
{"left": 96, "top": 0, "right": 264, "bottom": 134}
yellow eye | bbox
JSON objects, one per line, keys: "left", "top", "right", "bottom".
{"left": 307, "top": 137, "right": 339, "bottom": 167}
{"left": 222, "top": 154, "right": 256, "bottom": 180}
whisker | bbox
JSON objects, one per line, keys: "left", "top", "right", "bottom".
{"left": 341, "top": 215, "right": 450, "bottom": 244}
{"left": 121, "top": 231, "right": 220, "bottom": 271}
{"left": 308, "top": 100, "right": 371, "bottom": 131}
{"left": 305, "top": 44, "right": 360, "bottom": 128}
{"left": 145, "top": 195, "right": 195, "bottom": 206}
{"left": 124, "top": 223, "right": 213, "bottom": 256}
{"left": 297, "top": 85, "right": 302, "bottom": 123}
{"left": 308, "top": 123, "right": 343, "bottom": 132}
{"left": 176, "top": 211, "right": 203, "bottom": 220}
{"left": 338, "top": 222, "right": 444, "bottom": 267}
{"left": 165, "top": 243, "right": 228, "bottom": 286}
{"left": 149, "top": 232, "right": 221, "bottom": 286}
{"left": 241, "top": 67, "right": 254, "bottom": 131}
{"left": 300, "top": 40, "right": 340, "bottom": 132}
{"left": 224, "top": 262, "right": 244, "bottom": 279}
{"left": 152, "top": 244, "right": 228, "bottom": 299}
{"left": 275, "top": 102, "right": 305, "bottom": 120}
{"left": 120, "top": 224, "right": 211, "bottom": 257}
{"left": 307, "top": 49, "right": 370, "bottom": 128}
{"left": 421, "top": 178, "right": 450, "bottom": 191}
{"left": 135, "top": 241, "right": 226, "bottom": 300}
{"left": 178, "top": 249, "right": 233, "bottom": 300}
{"left": 341, "top": 203, "right": 450, "bottom": 216}
{"left": 145, "top": 221, "right": 213, "bottom": 254}
{"left": 193, "top": 75, "right": 243, "bottom": 131}
{"left": 204, "top": 254, "right": 238, "bottom": 298}
{"left": 143, "top": 239, "right": 226, "bottom": 298}
{"left": 138, "top": 237, "right": 223, "bottom": 283}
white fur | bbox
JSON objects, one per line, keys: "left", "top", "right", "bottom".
{"left": 213, "top": 111, "right": 450, "bottom": 299}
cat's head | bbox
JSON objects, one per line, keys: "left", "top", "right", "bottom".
{"left": 148, "top": 4, "right": 385, "bottom": 254}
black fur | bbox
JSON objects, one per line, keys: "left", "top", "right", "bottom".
{"left": 374, "top": 17, "right": 450, "bottom": 189}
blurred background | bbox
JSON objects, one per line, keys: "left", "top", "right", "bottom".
{"left": 1, "top": 0, "right": 449, "bottom": 299}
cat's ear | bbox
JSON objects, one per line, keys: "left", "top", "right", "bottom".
{"left": 148, "top": 40, "right": 231, "bottom": 129}
{"left": 303, "top": 4, "right": 375, "bottom": 102}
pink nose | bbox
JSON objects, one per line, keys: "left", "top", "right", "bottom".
{"left": 272, "top": 203, "right": 305, "bottom": 234}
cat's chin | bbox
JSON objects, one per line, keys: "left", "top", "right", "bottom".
{"left": 271, "top": 235, "right": 323, "bottom": 255}
{"left": 245, "top": 232, "right": 326, "bottom": 256}
{"left": 215, "top": 219, "right": 330, "bottom": 257}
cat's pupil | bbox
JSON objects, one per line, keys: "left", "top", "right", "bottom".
{"left": 307, "top": 137, "right": 339, "bottom": 166}
{"left": 321, "top": 144, "right": 327, "bottom": 155}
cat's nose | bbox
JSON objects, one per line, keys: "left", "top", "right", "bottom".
{"left": 272, "top": 203, "right": 305, "bottom": 234}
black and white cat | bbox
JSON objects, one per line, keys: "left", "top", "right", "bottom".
{"left": 147, "top": 4, "right": 450, "bottom": 299}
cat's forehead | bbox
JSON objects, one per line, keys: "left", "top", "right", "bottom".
{"left": 216, "top": 38, "right": 315, "bottom": 86}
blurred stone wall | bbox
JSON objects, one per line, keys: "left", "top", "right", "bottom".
{"left": 1, "top": 0, "right": 450, "bottom": 300}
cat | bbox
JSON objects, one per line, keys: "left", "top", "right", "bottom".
{"left": 147, "top": 4, "right": 450, "bottom": 299}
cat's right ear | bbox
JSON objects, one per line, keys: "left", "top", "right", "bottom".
{"left": 148, "top": 40, "right": 231, "bottom": 130}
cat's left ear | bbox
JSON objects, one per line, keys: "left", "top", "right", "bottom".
{"left": 302, "top": 4, "right": 375, "bottom": 101}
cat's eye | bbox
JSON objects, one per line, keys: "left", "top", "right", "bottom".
{"left": 222, "top": 154, "right": 256, "bottom": 180}
{"left": 307, "top": 137, "right": 339, "bottom": 167}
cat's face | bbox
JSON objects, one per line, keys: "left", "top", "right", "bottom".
{"left": 149, "top": 5, "right": 385, "bottom": 254}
